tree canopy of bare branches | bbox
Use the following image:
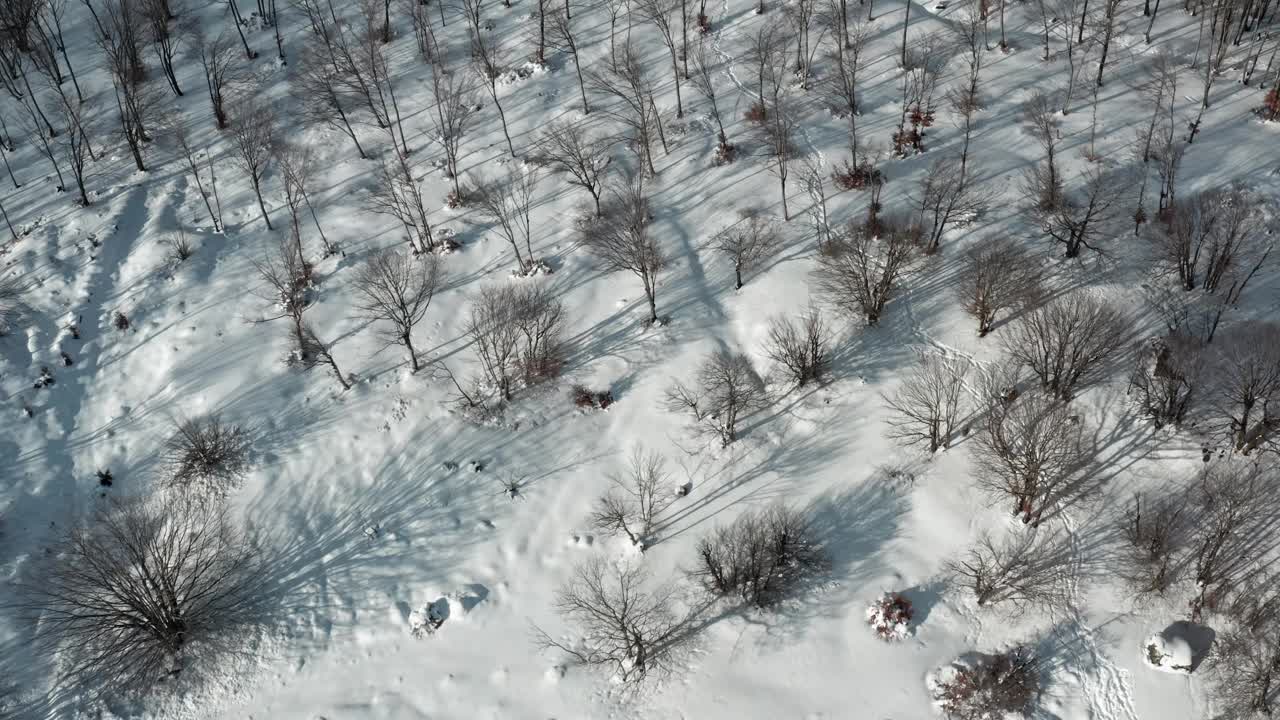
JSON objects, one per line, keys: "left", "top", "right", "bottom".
{"left": 973, "top": 392, "right": 1094, "bottom": 526}
{"left": 883, "top": 354, "right": 968, "bottom": 453}
{"left": 1215, "top": 322, "right": 1280, "bottom": 454}
{"left": 666, "top": 350, "right": 768, "bottom": 446}
{"left": 535, "top": 558, "right": 685, "bottom": 682}
{"left": 944, "top": 528, "right": 1073, "bottom": 610}
{"left": 17, "top": 494, "right": 263, "bottom": 698}
{"left": 957, "top": 238, "right": 1042, "bottom": 337}
{"left": 580, "top": 179, "right": 667, "bottom": 324}
{"left": 589, "top": 447, "right": 673, "bottom": 548}
{"left": 353, "top": 249, "right": 441, "bottom": 372}
{"left": 815, "top": 220, "right": 917, "bottom": 327}
{"left": 473, "top": 166, "right": 541, "bottom": 273}
{"left": 230, "top": 97, "right": 277, "bottom": 230}
{"left": 1001, "top": 292, "right": 1131, "bottom": 400}
{"left": 693, "top": 504, "right": 828, "bottom": 608}
{"left": 711, "top": 208, "right": 779, "bottom": 290}
{"left": 538, "top": 120, "right": 613, "bottom": 216}
{"left": 765, "top": 305, "right": 829, "bottom": 388}
{"left": 161, "top": 415, "right": 253, "bottom": 496}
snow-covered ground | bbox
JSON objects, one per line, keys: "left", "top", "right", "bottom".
{"left": 1, "top": 0, "right": 1278, "bottom": 717}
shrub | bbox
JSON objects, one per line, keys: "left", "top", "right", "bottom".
{"left": 571, "top": 384, "right": 614, "bottom": 410}
{"left": 933, "top": 647, "right": 1040, "bottom": 720}
{"left": 160, "top": 415, "right": 253, "bottom": 496}
{"left": 744, "top": 102, "right": 766, "bottom": 124}
{"left": 866, "top": 592, "right": 914, "bottom": 641}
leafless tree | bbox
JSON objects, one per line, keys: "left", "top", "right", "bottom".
{"left": 277, "top": 142, "right": 335, "bottom": 256}
{"left": 1209, "top": 576, "right": 1280, "bottom": 717}
{"left": 711, "top": 208, "right": 779, "bottom": 290}
{"left": 692, "top": 504, "right": 828, "bottom": 607}
{"left": 534, "top": 558, "right": 685, "bottom": 682}
{"left": 229, "top": 97, "right": 276, "bottom": 230}
{"left": 1029, "top": 165, "right": 1127, "bottom": 259}
{"left": 1187, "top": 460, "right": 1279, "bottom": 619}
{"left": 423, "top": 62, "right": 473, "bottom": 202}
{"left": 538, "top": 120, "right": 613, "bottom": 215}
{"left": 1215, "top": 322, "right": 1280, "bottom": 454}
{"left": 1092, "top": 0, "right": 1124, "bottom": 87}
{"left": 785, "top": 0, "right": 820, "bottom": 89}
{"left": 197, "top": 28, "right": 243, "bottom": 130}
{"left": 956, "top": 238, "right": 1042, "bottom": 337}
{"left": 934, "top": 647, "right": 1042, "bottom": 719}
{"left": 161, "top": 415, "right": 254, "bottom": 496}
{"left": 758, "top": 84, "right": 799, "bottom": 220}
{"left": 823, "top": 19, "right": 870, "bottom": 163}
{"left": 913, "top": 155, "right": 991, "bottom": 254}
{"left": 1155, "top": 186, "right": 1267, "bottom": 294}
{"left": 17, "top": 494, "right": 263, "bottom": 697}
{"left": 1117, "top": 489, "right": 1189, "bottom": 595}
{"left": 55, "top": 96, "right": 93, "bottom": 206}
{"left": 464, "top": 284, "right": 523, "bottom": 401}
{"left": 473, "top": 166, "right": 541, "bottom": 273}
{"left": 949, "top": 8, "right": 985, "bottom": 176}
{"left": 172, "top": 119, "right": 222, "bottom": 229}
{"left": 893, "top": 34, "right": 947, "bottom": 156}
{"left": 353, "top": 249, "right": 441, "bottom": 372}
{"left": 588, "top": 47, "right": 662, "bottom": 176}
{"left": 252, "top": 233, "right": 310, "bottom": 337}
{"left": 18, "top": 100, "right": 66, "bottom": 192}
{"left": 294, "top": 40, "right": 366, "bottom": 158}
{"left": 1021, "top": 91, "right": 1062, "bottom": 211}
{"left": 973, "top": 392, "right": 1093, "bottom": 525}
{"left": 465, "top": 282, "right": 566, "bottom": 400}
{"left": 142, "top": 0, "right": 182, "bottom": 95}
{"left": 944, "top": 528, "right": 1073, "bottom": 610}
{"left": 666, "top": 350, "right": 768, "bottom": 446}
{"left": 1052, "top": 0, "right": 1093, "bottom": 113}
{"left": 97, "top": 0, "right": 161, "bottom": 172}
{"left": 1129, "top": 332, "right": 1206, "bottom": 428}
{"left": 580, "top": 177, "right": 667, "bottom": 324}
{"left": 461, "top": 0, "right": 516, "bottom": 156}
{"left": 765, "top": 306, "right": 829, "bottom": 388}
{"left": 688, "top": 37, "right": 731, "bottom": 159}
{"left": 744, "top": 22, "right": 789, "bottom": 122}
{"left": 1001, "top": 292, "right": 1131, "bottom": 400}
{"left": 366, "top": 157, "right": 434, "bottom": 254}
{"left": 814, "top": 220, "right": 917, "bottom": 327}
{"left": 590, "top": 447, "right": 673, "bottom": 548}
{"left": 548, "top": 3, "right": 589, "bottom": 113}
{"left": 635, "top": 0, "right": 686, "bottom": 117}
{"left": 225, "top": 0, "right": 257, "bottom": 59}
{"left": 883, "top": 354, "right": 968, "bottom": 453}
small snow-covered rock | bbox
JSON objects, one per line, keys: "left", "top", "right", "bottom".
{"left": 1144, "top": 632, "right": 1193, "bottom": 673}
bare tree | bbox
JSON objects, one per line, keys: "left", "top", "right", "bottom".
{"left": 230, "top": 97, "right": 276, "bottom": 230}
{"left": 1155, "top": 187, "right": 1266, "bottom": 293}
{"left": 277, "top": 142, "right": 335, "bottom": 257}
{"left": 353, "top": 249, "right": 441, "bottom": 372}
{"left": 547, "top": 3, "right": 589, "bottom": 113}
{"left": 55, "top": 96, "right": 93, "bottom": 206}
{"left": 635, "top": 0, "right": 686, "bottom": 117}
{"left": 1188, "top": 460, "right": 1278, "bottom": 619}
{"left": 97, "top": 0, "right": 160, "bottom": 172}
{"left": 473, "top": 166, "right": 541, "bottom": 273}
{"left": 666, "top": 350, "right": 768, "bottom": 446}
{"left": 692, "top": 504, "right": 828, "bottom": 607}
{"left": 1215, "top": 322, "right": 1280, "bottom": 454}
{"left": 579, "top": 178, "right": 667, "bottom": 324}
{"left": 464, "top": 284, "right": 523, "bottom": 401}
{"left": 294, "top": 40, "right": 366, "bottom": 158}
{"left": 252, "top": 233, "right": 310, "bottom": 336}
{"left": 365, "top": 157, "right": 434, "bottom": 254}
{"left": 744, "top": 23, "right": 789, "bottom": 122}
{"left": 785, "top": 0, "right": 820, "bottom": 89}
{"left": 589, "top": 447, "right": 673, "bottom": 548}
{"left": 758, "top": 84, "right": 799, "bottom": 220}
{"left": 957, "top": 238, "right": 1042, "bottom": 337}
{"left": 588, "top": 47, "right": 662, "bottom": 176}
{"left": 688, "top": 37, "right": 731, "bottom": 160}
{"left": 1118, "top": 489, "right": 1189, "bottom": 595}
{"left": 944, "top": 528, "right": 1073, "bottom": 609}
{"left": 1209, "top": 577, "right": 1280, "bottom": 717}
{"left": 142, "top": 0, "right": 182, "bottom": 95}
{"left": 428, "top": 58, "right": 476, "bottom": 203}
{"left": 974, "top": 392, "right": 1094, "bottom": 525}
{"left": 711, "top": 208, "right": 779, "bottom": 290}
{"left": 765, "top": 306, "right": 829, "bottom": 388}
{"left": 534, "top": 558, "right": 685, "bottom": 682}
{"left": 814, "top": 220, "right": 917, "bottom": 327}
{"left": 883, "top": 354, "right": 968, "bottom": 453}
{"left": 197, "top": 28, "right": 243, "bottom": 130}
{"left": 18, "top": 100, "right": 66, "bottom": 191}
{"left": 913, "top": 155, "right": 992, "bottom": 254}
{"left": 0, "top": 274, "right": 31, "bottom": 336}
{"left": 17, "top": 494, "right": 263, "bottom": 697}
{"left": 934, "top": 647, "right": 1042, "bottom": 719}
{"left": 824, "top": 20, "right": 870, "bottom": 163}
{"left": 461, "top": 0, "right": 516, "bottom": 156}
{"left": 172, "top": 124, "right": 223, "bottom": 233}
{"left": 538, "top": 120, "right": 613, "bottom": 216}
{"left": 161, "top": 415, "right": 254, "bottom": 496}
{"left": 1021, "top": 91, "right": 1063, "bottom": 211}
{"left": 1026, "top": 165, "right": 1125, "bottom": 259}
{"left": 1093, "top": 0, "right": 1124, "bottom": 87}
{"left": 1001, "top": 292, "right": 1131, "bottom": 400}
{"left": 295, "top": 323, "right": 350, "bottom": 390}
{"left": 1129, "top": 332, "right": 1205, "bottom": 428}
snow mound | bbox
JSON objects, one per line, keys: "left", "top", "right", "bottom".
{"left": 1143, "top": 621, "right": 1215, "bottom": 674}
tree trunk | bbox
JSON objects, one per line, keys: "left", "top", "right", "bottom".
{"left": 252, "top": 177, "right": 273, "bottom": 229}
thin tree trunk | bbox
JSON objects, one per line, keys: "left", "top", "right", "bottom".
{"left": 1, "top": 145, "right": 19, "bottom": 188}
{"left": 252, "top": 177, "right": 273, "bottom": 229}
{"left": 901, "top": 0, "right": 910, "bottom": 66}
{"left": 0, "top": 198, "right": 16, "bottom": 243}
{"left": 229, "top": 0, "right": 258, "bottom": 59}
{"left": 208, "top": 153, "right": 225, "bottom": 230}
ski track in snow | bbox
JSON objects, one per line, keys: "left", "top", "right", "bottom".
{"left": 1060, "top": 511, "right": 1141, "bottom": 720}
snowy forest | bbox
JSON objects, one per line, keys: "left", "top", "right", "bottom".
{"left": 1, "top": 0, "right": 1280, "bottom": 716}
